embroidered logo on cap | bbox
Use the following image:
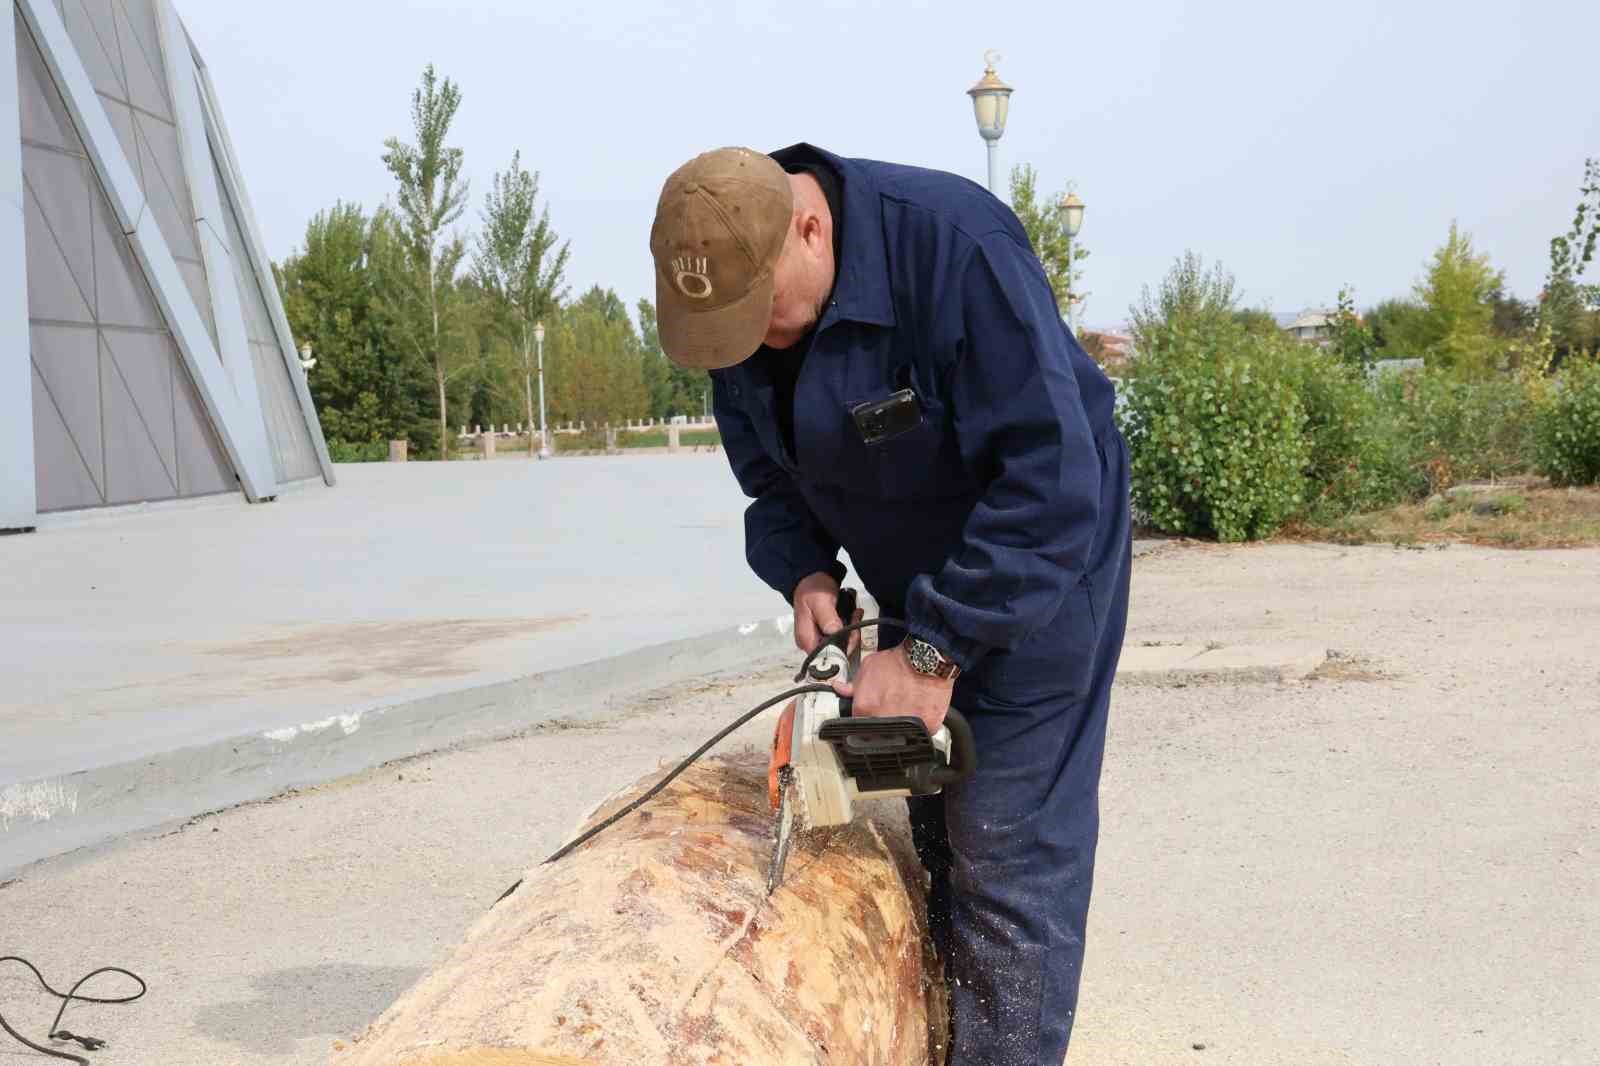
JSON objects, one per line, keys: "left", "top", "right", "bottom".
{"left": 672, "top": 255, "right": 713, "bottom": 300}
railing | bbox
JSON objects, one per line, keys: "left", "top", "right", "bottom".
{"left": 455, "top": 417, "right": 718, "bottom": 440}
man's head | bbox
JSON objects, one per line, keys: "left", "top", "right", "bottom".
{"left": 650, "top": 148, "right": 837, "bottom": 369}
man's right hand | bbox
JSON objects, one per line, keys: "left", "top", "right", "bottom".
{"left": 792, "top": 571, "right": 860, "bottom": 655}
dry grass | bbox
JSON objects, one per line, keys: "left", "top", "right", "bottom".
{"left": 1290, "top": 484, "right": 1600, "bottom": 549}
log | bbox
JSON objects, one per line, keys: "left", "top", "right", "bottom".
{"left": 335, "top": 754, "right": 943, "bottom": 1066}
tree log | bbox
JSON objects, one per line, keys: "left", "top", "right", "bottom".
{"left": 335, "top": 754, "right": 944, "bottom": 1066}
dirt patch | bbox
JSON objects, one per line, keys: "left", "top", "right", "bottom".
{"left": 1290, "top": 484, "right": 1600, "bottom": 549}
{"left": 1307, "top": 653, "right": 1397, "bottom": 683}
{"left": 202, "top": 616, "right": 584, "bottom": 687}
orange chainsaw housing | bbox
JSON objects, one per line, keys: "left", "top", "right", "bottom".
{"left": 768, "top": 701, "right": 796, "bottom": 812}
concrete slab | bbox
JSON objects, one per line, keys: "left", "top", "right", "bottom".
{"left": 1119, "top": 641, "right": 1329, "bottom": 685}
{"left": 1, "top": 456, "right": 793, "bottom": 870}
{"left": 0, "top": 454, "right": 1184, "bottom": 875}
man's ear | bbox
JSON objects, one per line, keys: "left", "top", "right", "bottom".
{"left": 800, "top": 208, "right": 826, "bottom": 253}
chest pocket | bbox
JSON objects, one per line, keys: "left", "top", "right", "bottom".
{"left": 843, "top": 387, "right": 967, "bottom": 500}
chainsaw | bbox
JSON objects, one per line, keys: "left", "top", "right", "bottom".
{"left": 765, "top": 592, "right": 977, "bottom": 895}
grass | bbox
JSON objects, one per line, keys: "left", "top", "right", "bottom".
{"left": 1290, "top": 483, "right": 1600, "bottom": 549}
{"left": 615, "top": 429, "right": 721, "bottom": 448}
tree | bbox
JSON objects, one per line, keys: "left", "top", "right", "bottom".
{"left": 1009, "top": 164, "right": 1089, "bottom": 318}
{"left": 637, "top": 298, "right": 711, "bottom": 419}
{"left": 1366, "top": 297, "right": 1428, "bottom": 358}
{"left": 474, "top": 151, "right": 569, "bottom": 448}
{"left": 382, "top": 65, "right": 471, "bottom": 459}
{"left": 1408, "top": 221, "right": 1505, "bottom": 377}
{"left": 276, "top": 202, "right": 437, "bottom": 455}
{"left": 1232, "top": 308, "right": 1282, "bottom": 337}
{"left": 1130, "top": 251, "right": 1239, "bottom": 357}
{"left": 545, "top": 287, "right": 650, "bottom": 427}
{"left": 1540, "top": 157, "right": 1600, "bottom": 365}
{"left": 1327, "top": 286, "right": 1378, "bottom": 371}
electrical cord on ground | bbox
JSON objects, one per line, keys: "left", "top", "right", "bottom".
{"left": 496, "top": 614, "right": 910, "bottom": 906}
{"left": 0, "top": 957, "right": 145, "bottom": 1065}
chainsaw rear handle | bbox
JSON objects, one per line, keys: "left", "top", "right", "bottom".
{"left": 834, "top": 696, "right": 978, "bottom": 789}
{"left": 931, "top": 707, "right": 977, "bottom": 787}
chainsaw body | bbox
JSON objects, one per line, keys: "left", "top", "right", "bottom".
{"left": 767, "top": 636, "right": 977, "bottom": 892}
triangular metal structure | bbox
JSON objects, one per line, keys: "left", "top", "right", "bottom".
{"left": 2, "top": 0, "right": 333, "bottom": 530}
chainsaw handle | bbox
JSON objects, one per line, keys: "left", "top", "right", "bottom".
{"left": 931, "top": 707, "right": 977, "bottom": 786}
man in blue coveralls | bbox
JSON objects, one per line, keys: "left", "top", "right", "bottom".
{"left": 649, "top": 144, "right": 1131, "bottom": 1065}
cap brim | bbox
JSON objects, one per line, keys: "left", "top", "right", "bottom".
{"left": 657, "top": 270, "right": 774, "bottom": 371}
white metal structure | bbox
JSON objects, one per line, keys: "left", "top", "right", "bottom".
{"left": 3, "top": 0, "right": 332, "bottom": 531}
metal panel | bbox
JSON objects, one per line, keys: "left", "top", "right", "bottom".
{"left": 29, "top": 322, "right": 104, "bottom": 508}
{"left": 112, "top": 0, "right": 169, "bottom": 121}
{"left": 17, "top": 0, "right": 278, "bottom": 501}
{"left": 100, "top": 331, "right": 179, "bottom": 503}
{"left": 2, "top": 8, "right": 39, "bottom": 528}
{"left": 14, "top": 8, "right": 78, "bottom": 152}
{"left": 21, "top": 158, "right": 95, "bottom": 323}
{"left": 155, "top": 0, "right": 266, "bottom": 449}
{"left": 193, "top": 55, "right": 335, "bottom": 486}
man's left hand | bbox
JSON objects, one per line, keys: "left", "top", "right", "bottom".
{"left": 832, "top": 645, "right": 953, "bottom": 735}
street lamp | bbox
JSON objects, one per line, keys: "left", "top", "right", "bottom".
{"left": 534, "top": 321, "right": 551, "bottom": 459}
{"left": 967, "top": 50, "right": 1013, "bottom": 197}
{"left": 1061, "top": 192, "right": 1085, "bottom": 330}
{"left": 297, "top": 342, "right": 315, "bottom": 372}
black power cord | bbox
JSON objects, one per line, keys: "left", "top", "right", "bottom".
{"left": 0, "top": 957, "right": 145, "bottom": 1065}
{"left": 496, "top": 613, "right": 911, "bottom": 905}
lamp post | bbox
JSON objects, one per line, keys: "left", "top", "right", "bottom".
{"left": 534, "top": 321, "right": 550, "bottom": 459}
{"left": 521, "top": 325, "right": 537, "bottom": 459}
{"left": 967, "top": 50, "right": 1013, "bottom": 197}
{"left": 1061, "top": 192, "right": 1085, "bottom": 330}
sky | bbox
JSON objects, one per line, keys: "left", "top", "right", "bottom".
{"left": 182, "top": 0, "right": 1599, "bottom": 333}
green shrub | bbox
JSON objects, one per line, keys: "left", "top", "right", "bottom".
{"left": 1534, "top": 358, "right": 1600, "bottom": 486}
{"left": 1121, "top": 326, "right": 1310, "bottom": 541}
{"left": 1399, "top": 372, "right": 1537, "bottom": 488}
{"left": 327, "top": 439, "right": 390, "bottom": 463}
{"left": 1270, "top": 347, "right": 1422, "bottom": 520}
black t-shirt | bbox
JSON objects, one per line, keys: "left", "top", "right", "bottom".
{"left": 760, "top": 159, "right": 842, "bottom": 462}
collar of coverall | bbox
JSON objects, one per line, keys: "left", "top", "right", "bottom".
{"left": 767, "top": 142, "right": 898, "bottom": 331}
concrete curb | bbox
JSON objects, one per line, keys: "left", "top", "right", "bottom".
{"left": 0, "top": 616, "right": 802, "bottom": 879}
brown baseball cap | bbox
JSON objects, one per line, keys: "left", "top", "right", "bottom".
{"left": 649, "top": 147, "right": 793, "bottom": 370}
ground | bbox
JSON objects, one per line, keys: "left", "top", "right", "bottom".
{"left": 2, "top": 542, "right": 1596, "bottom": 1065}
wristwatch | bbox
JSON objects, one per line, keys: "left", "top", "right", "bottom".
{"left": 904, "top": 635, "right": 962, "bottom": 681}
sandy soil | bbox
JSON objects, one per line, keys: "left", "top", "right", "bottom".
{"left": 1, "top": 542, "right": 1595, "bottom": 1065}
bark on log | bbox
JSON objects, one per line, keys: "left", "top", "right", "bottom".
{"left": 335, "top": 754, "right": 944, "bottom": 1066}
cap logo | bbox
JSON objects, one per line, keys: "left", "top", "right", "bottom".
{"left": 671, "top": 255, "right": 713, "bottom": 300}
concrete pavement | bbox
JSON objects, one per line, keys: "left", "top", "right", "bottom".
{"left": 0, "top": 452, "right": 1169, "bottom": 877}
{"left": 1, "top": 455, "right": 792, "bottom": 874}
{"left": 0, "top": 542, "right": 1593, "bottom": 1065}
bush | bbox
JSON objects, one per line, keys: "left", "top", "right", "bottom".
{"left": 327, "top": 439, "right": 390, "bottom": 463}
{"left": 1120, "top": 325, "right": 1310, "bottom": 541}
{"left": 1271, "top": 347, "right": 1418, "bottom": 520}
{"left": 1399, "top": 372, "right": 1537, "bottom": 489}
{"left": 1535, "top": 358, "right": 1600, "bottom": 486}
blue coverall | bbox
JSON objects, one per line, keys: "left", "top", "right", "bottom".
{"left": 713, "top": 143, "right": 1131, "bottom": 1065}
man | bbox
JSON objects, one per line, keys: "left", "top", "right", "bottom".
{"left": 649, "top": 143, "right": 1130, "bottom": 1065}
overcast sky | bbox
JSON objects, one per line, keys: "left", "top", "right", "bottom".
{"left": 182, "top": 0, "right": 1598, "bottom": 332}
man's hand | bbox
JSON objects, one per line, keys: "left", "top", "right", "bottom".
{"left": 792, "top": 571, "right": 861, "bottom": 655}
{"left": 833, "top": 645, "right": 953, "bottom": 735}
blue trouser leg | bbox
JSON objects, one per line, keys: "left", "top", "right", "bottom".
{"left": 908, "top": 433, "right": 1131, "bottom": 1065}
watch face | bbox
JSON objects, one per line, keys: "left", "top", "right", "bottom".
{"left": 908, "top": 638, "right": 939, "bottom": 675}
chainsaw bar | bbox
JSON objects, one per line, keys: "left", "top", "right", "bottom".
{"left": 766, "top": 766, "right": 797, "bottom": 895}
